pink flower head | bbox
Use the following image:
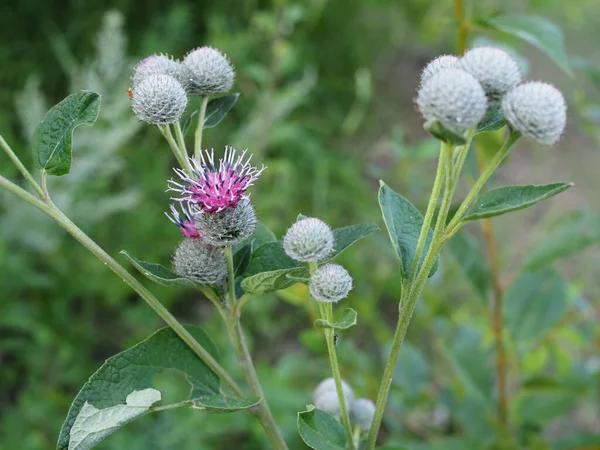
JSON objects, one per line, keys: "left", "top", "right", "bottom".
{"left": 165, "top": 203, "right": 201, "bottom": 238}
{"left": 169, "top": 146, "right": 265, "bottom": 213}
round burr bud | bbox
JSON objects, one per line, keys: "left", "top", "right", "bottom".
{"left": 420, "top": 55, "right": 460, "bottom": 86}
{"left": 417, "top": 68, "right": 487, "bottom": 133}
{"left": 459, "top": 46, "right": 522, "bottom": 98}
{"left": 172, "top": 238, "right": 227, "bottom": 285}
{"left": 131, "top": 54, "right": 192, "bottom": 91}
{"left": 194, "top": 198, "right": 257, "bottom": 247}
{"left": 351, "top": 398, "right": 376, "bottom": 431}
{"left": 131, "top": 74, "right": 188, "bottom": 125}
{"left": 502, "top": 82, "right": 567, "bottom": 145}
{"left": 183, "top": 46, "right": 235, "bottom": 96}
{"left": 283, "top": 218, "right": 334, "bottom": 263}
{"left": 313, "top": 377, "right": 355, "bottom": 418}
{"left": 309, "top": 264, "right": 353, "bottom": 303}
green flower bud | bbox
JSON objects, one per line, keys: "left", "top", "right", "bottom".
{"left": 183, "top": 46, "right": 235, "bottom": 96}
{"left": 420, "top": 55, "right": 460, "bottom": 86}
{"left": 131, "top": 74, "right": 188, "bottom": 125}
{"left": 313, "top": 377, "right": 354, "bottom": 418}
{"left": 283, "top": 217, "right": 334, "bottom": 263}
{"left": 309, "top": 264, "right": 353, "bottom": 303}
{"left": 459, "top": 46, "right": 521, "bottom": 98}
{"left": 172, "top": 238, "right": 227, "bottom": 285}
{"left": 195, "top": 198, "right": 257, "bottom": 247}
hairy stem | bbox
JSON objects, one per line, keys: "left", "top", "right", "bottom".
{"left": 0, "top": 173, "right": 244, "bottom": 397}
{"left": 454, "top": 0, "right": 468, "bottom": 55}
{"left": 0, "top": 135, "right": 45, "bottom": 198}
{"left": 367, "top": 143, "right": 457, "bottom": 449}
{"left": 159, "top": 124, "right": 192, "bottom": 174}
{"left": 310, "top": 262, "right": 355, "bottom": 449}
{"left": 224, "top": 247, "right": 288, "bottom": 449}
{"left": 194, "top": 96, "right": 210, "bottom": 160}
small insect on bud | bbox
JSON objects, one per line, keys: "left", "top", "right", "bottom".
{"left": 313, "top": 378, "right": 355, "bottom": 418}
{"left": 459, "top": 46, "right": 522, "bottom": 98}
{"left": 417, "top": 68, "right": 487, "bottom": 133}
{"left": 183, "top": 46, "right": 235, "bottom": 96}
{"left": 309, "top": 264, "right": 353, "bottom": 303}
{"left": 194, "top": 198, "right": 257, "bottom": 247}
{"left": 351, "top": 398, "right": 376, "bottom": 431}
{"left": 501, "top": 81, "right": 567, "bottom": 146}
{"left": 420, "top": 55, "right": 460, "bottom": 86}
{"left": 131, "top": 54, "right": 192, "bottom": 91}
{"left": 172, "top": 238, "right": 227, "bottom": 285}
{"left": 131, "top": 74, "right": 188, "bottom": 125}
{"left": 283, "top": 218, "right": 334, "bottom": 263}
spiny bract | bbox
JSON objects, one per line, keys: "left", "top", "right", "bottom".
{"left": 420, "top": 55, "right": 460, "bottom": 86}
{"left": 183, "top": 46, "right": 235, "bottom": 96}
{"left": 417, "top": 68, "right": 487, "bottom": 133}
{"left": 283, "top": 217, "right": 334, "bottom": 263}
{"left": 459, "top": 46, "right": 522, "bottom": 98}
{"left": 131, "top": 74, "right": 188, "bottom": 125}
{"left": 309, "top": 264, "right": 353, "bottom": 303}
{"left": 194, "top": 198, "right": 257, "bottom": 247}
{"left": 502, "top": 81, "right": 567, "bottom": 145}
{"left": 172, "top": 238, "right": 227, "bottom": 285}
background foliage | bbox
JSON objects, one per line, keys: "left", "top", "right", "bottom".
{"left": 0, "top": 0, "right": 599, "bottom": 449}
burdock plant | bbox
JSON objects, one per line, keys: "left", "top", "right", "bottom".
{"left": 0, "top": 43, "right": 571, "bottom": 450}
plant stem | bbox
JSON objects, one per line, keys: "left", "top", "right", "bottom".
{"left": 446, "top": 131, "right": 521, "bottom": 234}
{"left": 194, "top": 96, "right": 210, "bottom": 160}
{"left": 0, "top": 173, "right": 244, "bottom": 398}
{"left": 367, "top": 143, "right": 458, "bottom": 449}
{"left": 473, "top": 146, "right": 509, "bottom": 425}
{"left": 309, "top": 262, "right": 355, "bottom": 449}
{"left": 223, "top": 253, "right": 289, "bottom": 449}
{"left": 173, "top": 121, "right": 188, "bottom": 156}
{"left": 0, "top": 135, "right": 45, "bottom": 198}
{"left": 453, "top": 0, "right": 468, "bottom": 55}
{"left": 159, "top": 124, "right": 192, "bottom": 174}
{"left": 409, "top": 143, "right": 447, "bottom": 284}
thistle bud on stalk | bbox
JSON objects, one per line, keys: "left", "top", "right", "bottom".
{"left": 183, "top": 46, "right": 235, "bottom": 96}
{"left": 309, "top": 264, "right": 353, "bottom": 303}
{"left": 501, "top": 81, "right": 567, "bottom": 145}
{"left": 313, "top": 378, "right": 355, "bottom": 418}
{"left": 420, "top": 55, "right": 460, "bottom": 86}
{"left": 131, "top": 74, "right": 188, "bottom": 125}
{"left": 283, "top": 218, "right": 334, "bottom": 263}
{"left": 416, "top": 68, "right": 487, "bottom": 133}
{"left": 172, "top": 238, "right": 227, "bottom": 285}
{"left": 351, "top": 398, "right": 376, "bottom": 431}
{"left": 131, "top": 54, "right": 192, "bottom": 91}
{"left": 194, "top": 198, "right": 257, "bottom": 247}
{"left": 459, "top": 46, "right": 521, "bottom": 98}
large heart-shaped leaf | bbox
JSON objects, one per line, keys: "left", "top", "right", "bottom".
{"left": 481, "top": 15, "right": 573, "bottom": 76}
{"left": 378, "top": 181, "right": 438, "bottom": 279}
{"left": 33, "top": 91, "right": 100, "bottom": 176}
{"left": 463, "top": 183, "right": 573, "bottom": 221}
{"left": 297, "top": 407, "right": 346, "bottom": 450}
{"left": 57, "top": 326, "right": 220, "bottom": 450}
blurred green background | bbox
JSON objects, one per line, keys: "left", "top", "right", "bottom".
{"left": 1, "top": 0, "right": 599, "bottom": 449}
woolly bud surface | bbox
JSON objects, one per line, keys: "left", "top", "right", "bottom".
{"left": 172, "top": 238, "right": 227, "bottom": 285}
{"left": 132, "top": 74, "right": 188, "bottom": 125}
{"left": 132, "top": 54, "right": 191, "bottom": 91}
{"left": 313, "top": 378, "right": 354, "bottom": 417}
{"left": 283, "top": 218, "right": 334, "bottom": 263}
{"left": 502, "top": 82, "right": 567, "bottom": 145}
{"left": 459, "top": 46, "right": 521, "bottom": 97}
{"left": 309, "top": 264, "right": 353, "bottom": 303}
{"left": 351, "top": 398, "right": 376, "bottom": 430}
{"left": 183, "top": 47, "right": 235, "bottom": 96}
{"left": 195, "top": 198, "right": 257, "bottom": 247}
{"left": 420, "top": 55, "right": 460, "bottom": 86}
{"left": 417, "top": 68, "right": 487, "bottom": 133}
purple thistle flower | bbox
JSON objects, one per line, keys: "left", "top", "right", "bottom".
{"left": 168, "top": 146, "right": 265, "bottom": 213}
{"left": 165, "top": 203, "right": 201, "bottom": 238}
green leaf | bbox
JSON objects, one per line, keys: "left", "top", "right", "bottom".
{"left": 245, "top": 242, "right": 301, "bottom": 275}
{"left": 447, "top": 232, "right": 491, "bottom": 300}
{"left": 68, "top": 389, "right": 161, "bottom": 450}
{"left": 424, "top": 119, "right": 467, "bottom": 145}
{"left": 481, "top": 15, "right": 573, "bottom": 76}
{"left": 463, "top": 183, "right": 573, "bottom": 221}
{"left": 327, "top": 224, "right": 378, "bottom": 262}
{"left": 314, "top": 308, "right": 357, "bottom": 330}
{"left": 204, "top": 93, "right": 240, "bottom": 128}
{"left": 524, "top": 211, "right": 600, "bottom": 270}
{"left": 57, "top": 326, "right": 220, "bottom": 450}
{"left": 33, "top": 91, "right": 100, "bottom": 176}
{"left": 120, "top": 250, "right": 198, "bottom": 289}
{"left": 503, "top": 268, "right": 567, "bottom": 342}
{"left": 233, "top": 243, "right": 252, "bottom": 277}
{"left": 252, "top": 223, "right": 278, "bottom": 249}
{"left": 241, "top": 267, "right": 307, "bottom": 295}
{"left": 297, "top": 407, "right": 346, "bottom": 450}
{"left": 193, "top": 395, "right": 261, "bottom": 413}
{"left": 180, "top": 110, "right": 198, "bottom": 136}
{"left": 378, "top": 181, "right": 438, "bottom": 279}
{"left": 393, "top": 342, "right": 430, "bottom": 393}
{"left": 476, "top": 108, "right": 505, "bottom": 134}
